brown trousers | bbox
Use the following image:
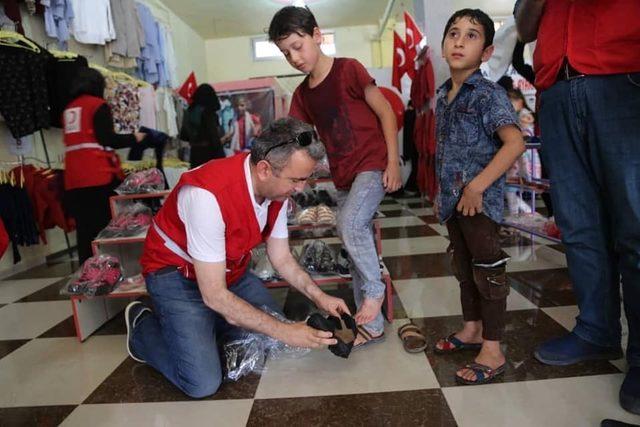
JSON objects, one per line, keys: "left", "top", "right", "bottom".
{"left": 446, "top": 214, "right": 510, "bottom": 341}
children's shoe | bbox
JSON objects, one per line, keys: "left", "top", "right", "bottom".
{"left": 620, "top": 366, "right": 640, "bottom": 415}
{"left": 534, "top": 332, "right": 623, "bottom": 366}
{"left": 125, "top": 301, "right": 151, "bottom": 363}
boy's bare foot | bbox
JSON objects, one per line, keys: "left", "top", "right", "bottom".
{"left": 456, "top": 341, "right": 506, "bottom": 382}
{"left": 354, "top": 296, "right": 384, "bottom": 325}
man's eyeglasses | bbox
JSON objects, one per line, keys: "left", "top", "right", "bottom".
{"left": 263, "top": 130, "right": 317, "bottom": 158}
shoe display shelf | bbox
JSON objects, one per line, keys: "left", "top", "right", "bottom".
{"left": 71, "top": 191, "right": 169, "bottom": 342}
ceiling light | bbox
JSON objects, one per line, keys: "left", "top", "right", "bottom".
{"left": 292, "top": 0, "right": 306, "bottom": 6}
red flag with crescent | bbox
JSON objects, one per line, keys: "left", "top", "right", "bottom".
{"left": 178, "top": 72, "right": 198, "bottom": 104}
{"left": 404, "top": 12, "right": 424, "bottom": 79}
{"left": 392, "top": 31, "right": 407, "bottom": 92}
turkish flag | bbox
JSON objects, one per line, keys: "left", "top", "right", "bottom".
{"left": 392, "top": 31, "right": 407, "bottom": 92}
{"left": 178, "top": 72, "right": 198, "bottom": 104}
{"left": 404, "top": 12, "right": 424, "bottom": 79}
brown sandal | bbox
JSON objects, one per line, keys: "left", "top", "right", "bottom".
{"left": 397, "top": 323, "right": 428, "bottom": 353}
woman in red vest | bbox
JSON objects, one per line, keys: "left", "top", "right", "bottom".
{"left": 63, "top": 68, "right": 146, "bottom": 263}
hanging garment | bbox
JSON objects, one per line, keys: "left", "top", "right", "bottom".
{"left": 0, "top": 42, "right": 51, "bottom": 139}
{"left": 41, "top": 0, "right": 74, "bottom": 50}
{"left": 0, "top": 183, "right": 40, "bottom": 264}
{"left": 104, "top": 77, "right": 140, "bottom": 134}
{"left": 0, "top": 217, "right": 9, "bottom": 260}
{"left": 158, "top": 23, "right": 177, "bottom": 87}
{"left": 135, "top": 2, "right": 162, "bottom": 85}
{"left": 46, "top": 54, "right": 89, "bottom": 128}
{"left": 481, "top": 16, "right": 518, "bottom": 82}
{"left": 155, "top": 88, "right": 178, "bottom": 137}
{"left": 106, "top": 0, "right": 145, "bottom": 67}
{"left": 138, "top": 85, "right": 157, "bottom": 129}
{"left": 70, "top": 0, "right": 115, "bottom": 45}
{"left": 2, "top": 0, "right": 25, "bottom": 34}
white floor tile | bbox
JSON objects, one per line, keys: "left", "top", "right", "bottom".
{"left": 381, "top": 236, "right": 450, "bottom": 257}
{"left": 395, "top": 277, "right": 536, "bottom": 318}
{"left": 505, "top": 245, "right": 567, "bottom": 272}
{"left": 409, "top": 207, "right": 434, "bottom": 216}
{"left": 0, "top": 301, "right": 72, "bottom": 339}
{"left": 443, "top": 374, "right": 639, "bottom": 427}
{"left": 0, "top": 336, "right": 127, "bottom": 407}
{"left": 0, "top": 278, "right": 64, "bottom": 304}
{"left": 377, "top": 216, "right": 426, "bottom": 228}
{"left": 428, "top": 223, "right": 449, "bottom": 236}
{"left": 61, "top": 400, "right": 253, "bottom": 427}
{"left": 255, "top": 321, "right": 439, "bottom": 399}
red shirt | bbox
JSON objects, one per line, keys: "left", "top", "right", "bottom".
{"left": 533, "top": 0, "right": 640, "bottom": 91}
{"left": 289, "top": 58, "right": 388, "bottom": 190}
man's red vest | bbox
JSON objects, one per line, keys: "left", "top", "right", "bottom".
{"left": 140, "top": 153, "right": 284, "bottom": 286}
{"left": 533, "top": 0, "right": 640, "bottom": 91}
{"left": 63, "top": 95, "right": 124, "bottom": 190}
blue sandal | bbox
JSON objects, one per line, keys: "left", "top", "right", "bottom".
{"left": 455, "top": 362, "right": 506, "bottom": 385}
{"left": 434, "top": 333, "right": 482, "bottom": 354}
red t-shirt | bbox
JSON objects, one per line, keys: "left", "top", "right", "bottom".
{"left": 533, "top": 0, "right": 640, "bottom": 91}
{"left": 289, "top": 58, "right": 388, "bottom": 190}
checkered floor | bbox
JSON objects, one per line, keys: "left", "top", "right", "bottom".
{"left": 0, "top": 195, "right": 636, "bottom": 426}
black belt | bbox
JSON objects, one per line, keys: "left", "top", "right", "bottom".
{"left": 556, "top": 60, "right": 586, "bottom": 82}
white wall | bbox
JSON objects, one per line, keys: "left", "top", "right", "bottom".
{"left": 205, "top": 25, "right": 378, "bottom": 83}
{"left": 0, "top": 1, "right": 207, "bottom": 276}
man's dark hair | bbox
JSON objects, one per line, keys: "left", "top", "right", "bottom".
{"left": 268, "top": 6, "right": 318, "bottom": 42}
{"left": 442, "top": 9, "right": 495, "bottom": 49}
{"left": 69, "top": 68, "right": 106, "bottom": 100}
{"left": 251, "top": 117, "right": 325, "bottom": 170}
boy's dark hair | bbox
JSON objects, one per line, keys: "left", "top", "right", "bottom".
{"left": 268, "top": 6, "right": 318, "bottom": 42}
{"left": 69, "top": 68, "right": 106, "bottom": 100}
{"left": 442, "top": 9, "right": 495, "bottom": 49}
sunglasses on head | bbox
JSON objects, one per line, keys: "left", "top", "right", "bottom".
{"left": 264, "top": 130, "right": 317, "bottom": 158}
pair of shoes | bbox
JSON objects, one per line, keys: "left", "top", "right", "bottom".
{"left": 295, "top": 204, "right": 336, "bottom": 225}
{"left": 125, "top": 301, "right": 152, "bottom": 363}
{"left": 300, "top": 240, "right": 336, "bottom": 274}
{"left": 534, "top": 332, "right": 623, "bottom": 366}
{"left": 620, "top": 366, "right": 640, "bottom": 415}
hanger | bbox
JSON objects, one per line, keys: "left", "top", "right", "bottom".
{"left": 50, "top": 49, "right": 78, "bottom": 59}
{"left": 0, "top": 30, "right": 40, "bottom": 53}
{"left": 89, "top": 62, "right": 113, "bottom": 76}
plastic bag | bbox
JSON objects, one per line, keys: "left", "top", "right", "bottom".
{"left": 251, "top": 246, "right": 280, "bottom": 281}
{"left": 223, "top": 306, "right": 310, "bottom": 381}
{"left": 115, "top": 168, "right": 165, "bottom": 194}
{"left": 97, "top": 203, "right": 153, "bottom": 239}
{"left": 64, "top": 255, "right": 123, "bottom": 297}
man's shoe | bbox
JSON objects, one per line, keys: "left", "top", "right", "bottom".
{"left": 534, "top": 332, "right": 623, "bottom": 366}
{"left": 125, "top": 301, "right": 151, "bottom": 363}
{"left": 620, "top": 367, "right": 640, "bottom": 415}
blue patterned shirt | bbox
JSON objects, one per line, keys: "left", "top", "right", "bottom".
{"left": 435, "top": 70, "right": 518, "bottom": 224}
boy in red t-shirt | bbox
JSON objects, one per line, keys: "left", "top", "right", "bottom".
{"left": 269, "top": 6, "right": 402, "bottom": 348}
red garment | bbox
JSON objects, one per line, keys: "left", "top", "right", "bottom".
{"left": 141, "top": 153, "right": 284, "bottom": 286}
{"left": 10, "top": 165, "right": 75, "bottom": 244}
{"left": 0, "top": 218, "right": 8, "bottom": 259}
{"left": 534, "top": 0, "right": 640, "bottom": 91}
{"left": 410, "top": 49, "right": 437, "bottom": 200}
{"left": 63, "top": 95, "right": 124, "bottom": 190}
{"left": 289, "top": 58, "right": 388, "bottom": 190}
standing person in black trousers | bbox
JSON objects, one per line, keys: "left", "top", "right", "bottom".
{"left": 63, "top": 68, "right": 146, "bottom": 263}
{"left": 180, "top": 84, "right": 226, "bottom": 168}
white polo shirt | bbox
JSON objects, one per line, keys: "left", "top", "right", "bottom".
{"left": 177, "top": 156, "right": 288, "bottom": 263}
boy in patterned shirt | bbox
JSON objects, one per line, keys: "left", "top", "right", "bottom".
{"left": 433, "top": 9, "right": 525, "bottom": 385}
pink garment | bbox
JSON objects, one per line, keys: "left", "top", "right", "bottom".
{"left": 138, "top": 85, "right": 157, "bottom": 129}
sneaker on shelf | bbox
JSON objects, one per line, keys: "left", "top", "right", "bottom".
{"left": 337, "top": 248, "right": 351, "bottom": 278}
{"left": 125, "top": 301, "right": 152, "bottom": 363}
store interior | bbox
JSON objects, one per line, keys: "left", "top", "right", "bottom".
{"left": 0, "top": 0, "right": 636, "bottom": 426}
